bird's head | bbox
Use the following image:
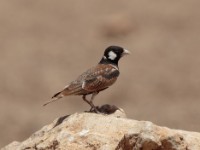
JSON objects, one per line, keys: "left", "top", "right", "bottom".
{"left": 99, "top": 46, "right": 130, "bottom": 66}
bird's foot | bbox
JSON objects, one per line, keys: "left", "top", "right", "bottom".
{"left": 88, "top": 104, "right": 120, "bottom": 114}
{"left": 89, "top": 106, "right": 100, "bottom": 114}
{"left": 85, "top": 104, "right": 120, "bottom": 114}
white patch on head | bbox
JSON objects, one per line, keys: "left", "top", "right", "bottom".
{"left": 108, "top": 51, "right": 117, "bottom": 60}
{"left": 103, "top": 56, "right": 107, "bottom": 59}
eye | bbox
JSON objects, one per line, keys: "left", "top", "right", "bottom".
{"left": 112, "top": 50, "right": 119, "bottom": 56}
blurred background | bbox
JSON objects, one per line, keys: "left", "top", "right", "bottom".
{"left": 1, "top": 0, "right": 200, "bottom": 147}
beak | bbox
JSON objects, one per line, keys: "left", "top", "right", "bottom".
{"left": 122, "top": 49, "right": 131, "bottom": 56}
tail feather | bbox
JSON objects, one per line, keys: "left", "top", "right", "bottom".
{"left": 52, "top": 91, "right": 62, "bottom": 99}
{"left": 43, "top": 85, "right": 84, "bottom": 106}
{"left": 43, "top": 91, "right": 64, "bottom": 106}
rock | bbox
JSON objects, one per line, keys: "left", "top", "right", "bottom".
{"left": 2, "top": 107, "right": 200, "bottom": 150}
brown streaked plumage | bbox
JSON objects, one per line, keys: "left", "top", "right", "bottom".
{"left": 43, "top": 46, "right": 130, "bottom": 113}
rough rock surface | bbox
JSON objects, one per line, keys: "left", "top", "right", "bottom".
{"left": 2, "top": 107, "right": 200, "bottom": 150}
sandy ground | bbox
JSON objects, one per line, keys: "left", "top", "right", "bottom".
{"left": 0, "top": 0, "right": 200, "bottom": 147}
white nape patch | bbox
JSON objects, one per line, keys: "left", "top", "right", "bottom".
{"left": 103, "top": 56, "right": 107, "bottom": 59}
{"left": 108, "top": 51, "right": 117, "bottom": 60}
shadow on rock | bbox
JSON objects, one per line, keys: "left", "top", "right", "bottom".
{"left": 53, "top": 115, "right": 70, "bottom": 128}
{"left": 53, "top": 104, "right": 120, "bottom": 128}
{"left": 86, "top": 104, "right": 120, "bottom": 114}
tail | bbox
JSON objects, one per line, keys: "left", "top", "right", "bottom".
{"left": 43, "top": 91, "right": 64, "bottom": 106}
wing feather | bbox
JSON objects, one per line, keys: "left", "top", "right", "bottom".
{"left": 82, "top": 65, "right": 119, "bottom": 92}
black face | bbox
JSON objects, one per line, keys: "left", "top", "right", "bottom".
{"left": 99, "top": 46, "right": 127, "bottom": 66}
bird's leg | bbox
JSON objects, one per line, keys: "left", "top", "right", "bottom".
{"left": 82, "top": 92, "right": 99, "bottom": 113}
{"left": 89, "top": 92, "right": 99, "bottom": 112}
{"left": 82, "top": 95, "right": 92, "bottom": 107}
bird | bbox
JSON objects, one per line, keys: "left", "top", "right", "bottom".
{"left": 43, "top": 46, "right": 130, "bottom": 112}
